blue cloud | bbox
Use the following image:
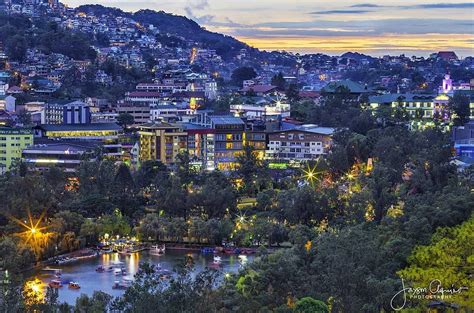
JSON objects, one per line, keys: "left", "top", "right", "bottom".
{"left": 350, "top": 3, "right": 383, "bottom": 8}
{"left": 415, "top": 2, "right": 474, "bottom": 9}
{"left": 310, "top": 9, "right": 372, "bottom": 15}
{"left": 237, "top": 19, "right": 472, "bottom": 38}
{"left": 348, "top": 2, "right": 474, "bottom": 9}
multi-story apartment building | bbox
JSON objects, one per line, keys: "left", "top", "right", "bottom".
{"left": 181, "top": 123, "right": 215, "bottom": 171}
{"left": 125, "top": 91, "right": 162, "bottom": 104}
{"left": 138, "top": 122, "right": 187, "bottom": 165}
{"left": 245, "top": 120, "right": 267, "bottom": 160}
{"left": 209, "top": 116, "right": 245, "bottom": 170}
{"left": 230, "top": 101, "right": 291, "bottom": 120}
{"left": 43, "top": 100, "right": 91, "bottom": 124}
{"left": 135, "top": 83, "right": 186, "bottom": 93}
{"left": 116, "top": 100, "right": 151, "bottom": 125}
{"left": 0, "top": 127, "right": 33, "bottom": 174}
{"left": 266, "top": 125, "right": 334, "bottom": 162}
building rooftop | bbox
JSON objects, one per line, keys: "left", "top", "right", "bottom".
{"left": 323, "top": 80, "right": 370, "bottom": 94}
{"left": 240, "top": 85, "right": 277, "bottom": 94}
{"left": 296, "top": 125, "right": 335, "bottom": 135}
{"left": 24, "top": 141, "right": 100, "bottom": 153}
{"left": 369, "top": 93, "right": 436, "bottom": 103}
{"left": 0, "top": 127, "right": 32, "bottom": 135}
{"left": 38, "top": 123, "right": 122, "bottom": 132}
{"left": 139, "top": 121, "right": 181, "bottom": 129}
{"left": 180, "top": 122, "right": 212, "bottom": 131}
{"left": 271, "top": 124, "right": 335, "bottom": 136}
{"left": 127, "top": 91, "right": 161, "bottom": 97}
{"left": 209, "top": 115, "right": 245, "bottom": 125}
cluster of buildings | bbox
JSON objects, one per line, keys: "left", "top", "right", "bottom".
{"left": 2, "top": 69, "right": 474, "bottom": 174}
{"left": 0, "top": 1, "right": 473, "bottom": 173}
{"left": 0, "top": 105, "right": 334, "bottom": 174}
{"left": 368, "top": 74, "right": 474, "bottom": 127}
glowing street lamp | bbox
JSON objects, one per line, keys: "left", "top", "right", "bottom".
{"left": 10, "top": 210, "right": 53, "bottom": 259}
{"left": 302, "top": 162, "right": 323, "bottom": 187}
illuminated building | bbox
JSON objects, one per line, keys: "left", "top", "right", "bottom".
{"left": 116, "top": 100, "right": 151, "bottom": 125}
{"left": 208, "top": 116, "right": 245, "bottom": 170}
{"left": 230, "top": 100, "right": 291, "bottom": 120}
{"left": 42, "top": 100, "right": 91, "bottom": 124}
{"left": 369, "top": 93, "right": 436, "bottom": 119}
{"left": 0, "top": 110, "right": 14, "bottom": 126}
{"left": 0, "top": 95, "right": 15, "bottom": 112}
{"left": 33, "top": 123, "right": 122, "bottom": 158}
{"left": 0, "top": 127, "right": 33, "bottom": 174}
{"left": 452, "top": 121, "right": 474, "bottom": 165}
{"left": 135, "top": 83, "right": 186, "bottom": 93}
{"left": 150, "top": 104, "right": 192, "bottom": 122}
{"left": 125, "top": 91, "right": 162, "bottom": 104}
{"left": 266, "top": 125, "right": 334, "bottom": 162}
{"left": 180, "top": 123, "right": 215, "bottom": 170}
{"left": 244, "top": 121, "right": 267, "bottom": 160}
{"left": 138, "top": 122, "right": 187, "bottom": 164}
{"left": 22, "top": 141, "right": 99, "bottom": 172}
{"left": 204, "top": 81, "right": 217, "bottom": 100}
{"left": 322, "top": 80, "right": 371, "bottom": 104}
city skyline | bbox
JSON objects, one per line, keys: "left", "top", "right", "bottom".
{"left": 62, "top": 0, "right": 474, "bottom": 56}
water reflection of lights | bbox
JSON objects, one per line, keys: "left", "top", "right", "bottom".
{"left": 102, "top": 252, "right": 110, "bottom": 264}
{"left": 112, "top": 253, "right": 120, "bottom": 263}
{"left": 128, "top": 253, "right": 139, "bottom": 274}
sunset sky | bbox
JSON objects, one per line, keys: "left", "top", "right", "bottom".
{"left": 64, "top": 0, "right": 474, "bottom": 56}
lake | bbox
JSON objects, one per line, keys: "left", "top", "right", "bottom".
{"left": 28, "top": 250, "right": 252, "bottom": 305}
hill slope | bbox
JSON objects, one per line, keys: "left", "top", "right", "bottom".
{"left": 76, "top": 4, "right": 256, "bottom": 59}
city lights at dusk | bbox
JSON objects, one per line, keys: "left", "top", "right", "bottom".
{"left": 0, "top": 0, "right": 472, "bottom": 311}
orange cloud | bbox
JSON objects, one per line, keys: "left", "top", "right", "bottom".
{"left": 237, "top": 33, "right": 474, "bottom": 55}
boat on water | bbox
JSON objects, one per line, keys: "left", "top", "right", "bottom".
{"left": 68, "top": 282, "right": 80, "bottom": 289}
{"left": 112, "top": 280, "right": 132, "bottom": 290}
{"left": 49, "top": 280, "right": 63, "bottom": 288}
{"left": 113, "top": 268, "right": 122, "bottom": 275}
{"left": 117, "top": 248, "right": 138, "bottom": 255}
{"left": 55, "top": 257, "right": 76, "bottom": 265}
{"left": 96, "top": 265, "right": 105, "bottom": 272}
{"left": 149, "top": 244, "right": 166, "bottom": 255}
